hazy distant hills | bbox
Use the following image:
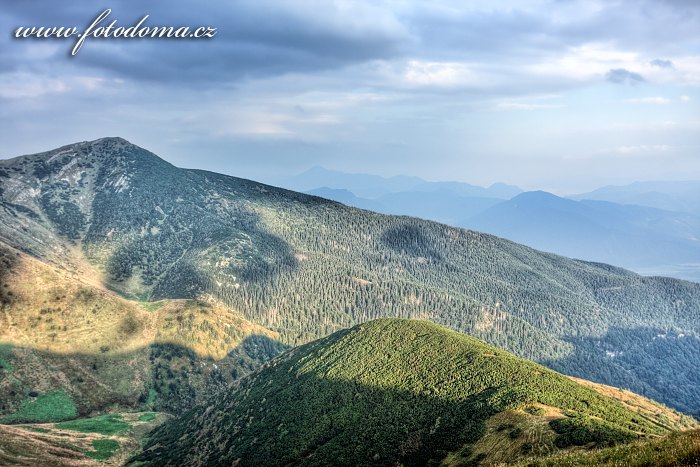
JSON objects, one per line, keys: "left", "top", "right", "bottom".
{"left": 296, "top": 169, "right": 700, "bottom": 282}
{"left": 296, "top": 166, "right": 515, "bottom": 226}
{"left": 573, "top": 181, "right": 700, "bottom": 216}
{"left": 285, "top": 166, "right": 522, "bottom": 199}
{"left": 461, "top": 191, "right": 700, "bottom": 274}
{"left": 2, "top": 138, "right": 700, "bottom": 416}
{"left": 306, "top": 187, "right": 385, "bottom": 212}
{"left": 307, "top": 186, "right": 503, "bottom": 226}
{"left": 131, "top": 319, "right": 697, "bottom": 467}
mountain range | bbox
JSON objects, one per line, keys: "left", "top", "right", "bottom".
{"left": 573, "top": 181, "right": 700, "bottom": 216}
{"left": 1, "top": 138, "right": 700, "bottom": 464}
{"left": 306, "top": 186, "right": 504, "bottom": 226}
{"left": 282, "top": 166, "right": 522, "bottom": 199}
{"left": 292, "top": 169, "right": 700, "bottom": 282}
{"left": 462, "top": 191, "right": 700, "bottom": 274}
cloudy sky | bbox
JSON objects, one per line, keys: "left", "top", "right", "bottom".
{"left": 1, "top": 0, "right": 699, "bottom": 193}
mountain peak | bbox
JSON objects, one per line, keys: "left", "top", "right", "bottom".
{"left": 47, "top": 136, "right": 138, "bottom": 156}
{"left": 0, "top": 137, "right": 169, "bottom": 169}
{"left": 486, "top": 182, "right": 523, "bottom": 198}
{"left": 510, "top": 190, "right": 572, "bottom": 206}
{"left": 0, "top": 138, "right": 180, "bottom": 245}
{"left": 92, "top": 136, "right": 131, "bottom": 144}
{"left": 79, "top": 137, "right": 167, "bottom": 162}
{"left": 41, "top": 137, "right": 174, "bottom": 173}
{"left": 514, "top": 190, "right": 559, "bottom": 199}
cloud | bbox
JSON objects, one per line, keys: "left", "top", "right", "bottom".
{"left": 605, "top": 68, "right": 645, "bottom": 84}
{"left": 401, "top": 60, "right": 480, "bottom": 88}
{"left": 1, "top": 0, "right": 700, "bottom": 192}
{"left": 680, "top": 95, "right": 691, "bottom": 102}
{"left": 614, "top": 144, "right": 672, "bottom": 155}
{"left": 493, "top": 94, "right": 563, "bottom": 111}
{"left": 1, "top": 0, "right": 411, "bottom": 85}
{"left": 2, "top": 0, "right": 698, "bottom": 92}
{"left": 495, "top": 102, "right": 560, "bottom": 110}
{"left": 650, "top": 58, "right": 674, "bottom": 68}
{"left": 624, "top": 97, "right": 669, "bottom": 105}
{"left": 0, "top": 74, "right": 69, "bottom": 99}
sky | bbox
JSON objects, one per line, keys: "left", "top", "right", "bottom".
{"left": 1, "top": 0, "right": 699, "bottom": 194}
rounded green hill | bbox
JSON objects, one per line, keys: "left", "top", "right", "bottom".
{"left": 131, "top": 319, "right": 677, "bottom": 466}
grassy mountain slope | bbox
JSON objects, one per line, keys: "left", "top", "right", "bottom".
{"left": 0, "top": 244, "right": 285, "bottom": 419}
{"left": 1, "top": 138, "right": 700, "bottom": 413}
{"left": 130, "top": 319, "right": 697, "bottom": 467}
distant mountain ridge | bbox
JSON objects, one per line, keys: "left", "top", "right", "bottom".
{"left": 572, "top": 180, "right": 700, "bottom": 215}
{"left": 306, "top": 186, "right": 503, "bottom": 226}
{"left": 461, "top": 191, "right": 700, "bottom": 273}
{"left": 284, "top": 165, "right": 522, "bottom": 199}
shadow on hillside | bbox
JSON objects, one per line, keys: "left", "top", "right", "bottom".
{"left": 0, "top": 246, "right": 19, "bottom": 288}
{"left": 540, "top": 326, "right": 700, "bottom": 416}
{"left": 0, "top": 335, "right": 289, "bottom": 422}
{"left": 131, "top": 376, "right": 496, "bottom": 467}
{"left": 236, "top": 227, "right": 299, "bottom": 284}
{"left": 95, "top": 204, "right": 298, "bottom": 299}
{"left": 380, "top": 222, "right": 443, "bottom": 260}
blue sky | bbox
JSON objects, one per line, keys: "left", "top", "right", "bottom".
{"left": 1, "top": 0, "right": 698, "bottom": 193}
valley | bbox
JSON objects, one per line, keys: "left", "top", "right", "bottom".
{"left": 1, "top": 138, "right": 699, "bottom": 465}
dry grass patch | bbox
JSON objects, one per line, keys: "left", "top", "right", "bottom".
{"left": 569, "top": 376, "right": 700, "bottom": 432}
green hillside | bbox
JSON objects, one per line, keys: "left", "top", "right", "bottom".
{"left": 130, "top": 319, "right": 695, "bottom": 467}
{"left": 1, "top": 137, "right": 700, "bottom": 414}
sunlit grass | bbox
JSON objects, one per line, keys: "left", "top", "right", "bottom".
{"left": 1, "top": 389, "right": 77, "bottom": 423}
{"left": 85, "top": 438, "right": 120, "bottom": 461}
{"left": 57, "top": 413, "right": 130, "bottom": 435}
